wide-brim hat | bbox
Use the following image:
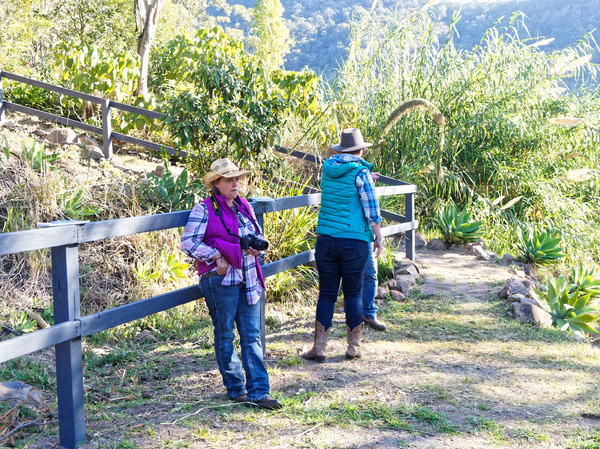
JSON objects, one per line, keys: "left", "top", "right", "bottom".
{"left": 203, "top": 158, "right": 251, "bottom": 188}
{"left": 331, "top": 128, "right": 373, "bottom": 153}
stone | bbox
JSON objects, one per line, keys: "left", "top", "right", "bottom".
{"left": 395, "top": 264, "right": 420, "bottom": 277}
{"left": 33, "top": 129, "right": 48, "bottom": 138}
{"left": 469, "top": 245, "right": 489, "bottom": 260}
{"left": 77, "top": 135, "right": 101, "bottom": 148}
{"left": 426, "top": 238, "right": 446, "bottom": 251}
{"left": 1, "top": 120, "right": 17, "bottom": 130}
{"left": 394, "top": 274, "right": 416, "bottom": 286}
{"left": 387, "top": 278, "right": 411, "bottom": 294}
{"left": 82, "top": 146, "right": 105, "bottom": 161}
{"left": 0, "top": 381, "right": 45, "bottom": 408}
{"left": 466, "top": 240, "right": 488, "bottom": 250}
{"left": 512, "top": 302, "right": 552, "bottom": 327}
{"left": 46, "top": 128, "right": 77, "bottom": 145}
{"left": 507, "top": 293, "right": 528, "bottom": 303}
{"left": 499, "top": 279, "right": 531, "bottom": 299}
{"left": 414, "top": 232, "right": 427, "bottom": 249}
{"left": 388, "top": 290, "right": 405, "bottom": 301}
{"left": 375, "top": 286, "right": 389, "bottom": 299}
{"left": 501, "top": 253, "right": 518, "bottom": 265}
{"left": 135, "top": 330, "right": 159, "bottom": 343}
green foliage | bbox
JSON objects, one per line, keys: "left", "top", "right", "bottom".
{"left": 515, "top": 226, "right": 565, "bottom": 265}
{"left": 58, "top": 185, "right": 101, "bottom": 220}
{"left": 161, "top": 27, "right": 320, "bottom": 172}
{"left": 377, "top": 240, "right": 397, "bottom": 284}
{"left": 434, "top": 203, "right": 483, "bottom": 245}
{"left": 0, "top": 136, "right": 9, "bottom": 167}
{"left": 249, "top": 0, "right": 291, "bottom": 72}
{"left": 533, "top": 275, "right": 598, "bottom": 338}
{"left": 133, "top": 251, "right": 190, "bottom": 287}
{"left": 20, "top": 140, "right": 57, "bottom": 173}
{"left": 146, "top": 162, "right": 204, "bottom": 212}
{"left": 55, "top": 43, "right": 139, "bottom": 114}
{"left": 9, "top": 311, "right": 37, "bottom": 334}
{"left": 570, "top": 262, "right": 600, "bottom": 298}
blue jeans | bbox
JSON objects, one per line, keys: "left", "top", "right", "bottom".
{"left": 362, "top": 242, "right": 379, "bottom": 319}
{"left": 314, "top": 235, "right": 368, "bottom": 330}
{"left": 200, "top": 276, "right": 270, "bottom": 402}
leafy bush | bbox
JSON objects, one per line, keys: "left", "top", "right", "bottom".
{"left": 434, "top": 203, "right": 483, "bottom": 244}
{"left": 146, "top": 162, "right": 204, "bottom": 212}
{"left": 20, "top": 140, "right": 57, "bottom": 173}
{"left": 515, "top": 226, "right": 565, "bottom": 265}
{"left": 569, "top": 262, "right": 600, "bottom": 298}
{"left": 533, "top": 275, "right": 598, "bottom": 338}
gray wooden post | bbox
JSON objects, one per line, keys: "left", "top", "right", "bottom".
{"left": 101, "top": 99, "right": 112, "bottom": 159}
{"left": 0, "top": 72, "right": 5, "bottom": 123}
{"left": 52, "top": 244, "right": 86, "bottom": 449}
{"left": 405, "top": 192, "right": 415, "bottom": 261}
{"left": 254, "top": 211, "right": 267, "bottom": 356}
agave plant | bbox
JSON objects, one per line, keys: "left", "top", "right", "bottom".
{"left": 532, "top": 275, "right": 598, "bottom": 338}
{"left": 569, "top": 262, "right": 600, "bottom": 298}
{"left": 434, "top": 203, "right": 483, "bottom": 245}
{"left": 515, "top": 226, "right": 565, "bottom": 265}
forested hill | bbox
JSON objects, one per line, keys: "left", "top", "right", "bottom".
{"left": 226, "top": 0, "right": 600, "bottom": 76}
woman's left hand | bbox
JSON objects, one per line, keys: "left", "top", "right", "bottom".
{"left": 247, "top": 248, "right": 261, "bottom": 257}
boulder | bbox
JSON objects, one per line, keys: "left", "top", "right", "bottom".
{"left": 501, "top": 253, "right": 518, "bottom": 265}
{"left": 387, "top": 278, "right": 412, "bottom": 294}
{"left": 375, "top": 286, "right": 389, "bottom": 299}
{"left": 46, "top": 128, "right": 77, "bottom": 145}
{"left": 512, "top": 302, "right": 552, "bottom": 327}
{"left": 0, "top": 381, "right": 45, "bottom": 408}
{"left": 507, "top": 293, "right": 528, "bottom": 303}
{"left": 77, "top": 135, "right": 101, "bottom": 148}
{"left": 388, "top": 290, "right": 405, "bottom": 301}
{"left": 1, "top": 120, "right": 17, "bottom": 131}
{"left": 394, "top": 274, "right": 416, "bottom": 286}
{"left": 82, "top": 146, "right": 105, "bottom": 161}
{"left": 395, "top": 263, "right": 420, "bottom": 277}
{"left": 426, "top": 238, "right": 446, "bottom": 251}
{"left": 151, "top": 165, "right": 165, "bottom": 177}
{"left": 499, "top": 279, "right": 531, "bottom": 299}
{"left": 414, "top": 232, "right": 427, "bottom": 249}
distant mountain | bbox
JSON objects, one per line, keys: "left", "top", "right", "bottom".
{"left": 224, "top": 0, "right": 600, "bottom": 76}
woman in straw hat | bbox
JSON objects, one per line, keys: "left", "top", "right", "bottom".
{"left": 302, "top": 128, "right": 383, "bottom": 362}
{"left": 181, "top": 158, "right": 282, "bottom": 410}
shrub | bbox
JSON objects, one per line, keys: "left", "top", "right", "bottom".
{"left": 434, "top": 203, "right": 483, "bottom": 244}
{"left": 569, "top": 262, "right": 600, "bottom": 298}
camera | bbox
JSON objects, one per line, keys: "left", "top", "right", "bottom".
{"left": 240, "top": 234, "right": 269, "bottom": 251}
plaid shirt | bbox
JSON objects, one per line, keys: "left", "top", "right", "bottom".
{"left": 328, "top": 153, "right": 382, "bottom": 226}
{"left": 181, "top": 201, "right": 264, "bottom": 305}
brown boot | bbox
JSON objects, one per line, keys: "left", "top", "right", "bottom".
{"left": 345, "top": 323, "right": 363, "bottom": 360}
{"left": 302, "top": 320, "right": 330, "bottom": 363}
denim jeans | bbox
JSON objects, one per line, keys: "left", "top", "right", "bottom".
{"left": 200, "top": 275, "right": 270, "bottom": 402}
{"left": 314, "top": 235, "right": 369, "bottom": 330}
{"left": 362, "top": 242, "right": 379, "bottom": 319}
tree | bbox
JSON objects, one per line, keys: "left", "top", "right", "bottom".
{"left": 249, "top": 0, "right": 291, "bottom": 72}
{"left": 135, "top": 0, "right": 168, "bottom": 96}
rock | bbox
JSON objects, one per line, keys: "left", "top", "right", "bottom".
{"left": 1, "top": 120, "right": 17, "bottom": 130}
{"left": 135, "top": 330, "right": 159, "bottom": 343}
{"left": 77, "top": 135, "right": 101, "bottom": 148}
{"left": 507, "top": 293, "right": 528, "bottom": 303}
{"left": 82, "top": 146, "right": 105, "bottom": 161}
{"left": 414, "top": 232, "right": 427, "bottom": 249}
{"left": 375, "top": 286, "right": 389, "bottom": 299}
{"left": 466, "top": 240, "right": 488, "bottom": 250}
{"left": 395, "top": 263, "right": 420, "bottom": 277}
{"left": 152, "top": 165, "right": 165, "bottom": 177}
{"left": 46, "top": 128, "right": 77, "bottom": 145}
{"left": 33, "top": 129, "right": 48, "bottom": 138}
{"left": 501, "top": 253, "right": 518, "bottom": 265}
{"left": 521, "top": 263, "right": 537, "bottom": 278}
{"left": 512, "top": 302, "right": 552, "bottom": 327}
{"left": 394, "top": 274, "right": 416, "bottom": 286}
{"left": 0, "top": 381, "right": 45, "bottom": 408}
{"left": 499, "top": 279, "right": 531, "bottom": 299}
{"left": 388, "top": 290, "right": 405, "bottom": 301}
{"left": 469, "top": 245, "right": 489, "bottom": 260}
{"left": 426, "top": 238, "right": 446, "bottom": 251}
{"left": 387, "top": 278, "right": 412, "bottom": 294}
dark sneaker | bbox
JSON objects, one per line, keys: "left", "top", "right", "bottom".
{"left": 245, "top": 396, "right": 283, "bottom": 410}
{"left": 363, "top": 314, "right": 387, "bottom": 331}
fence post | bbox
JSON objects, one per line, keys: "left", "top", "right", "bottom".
{"left": 405, "top": 193, "right": 415, "bottom": 261}
{"left": 0, "top": 72, "right": 5, "bottom": 123}
{"left": 101, "top": 99, "right": 112, "bottom": 159}
{"left": 52, "top": 244, "right": 86, "bottom": 449}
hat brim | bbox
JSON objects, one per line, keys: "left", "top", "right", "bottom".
{"left": 203, "top": 170, "right": 251, "bottom": 188}
{"left": 331, "top": 142, "right": 373, "bottom": 153}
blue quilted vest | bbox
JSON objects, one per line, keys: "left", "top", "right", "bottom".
{"left": 316, "top": 158, "right": 374, "bottom": 243}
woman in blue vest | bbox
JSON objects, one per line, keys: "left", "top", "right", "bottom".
{"left": 180, "top": 158, "right": 282, "bottom": 410}
{"left": 303, "top": 129, "right": 383, "bottom": 362}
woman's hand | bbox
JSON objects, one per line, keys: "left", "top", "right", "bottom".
{"left": 247, "top": 247, "right": 261, "bottom": 257}
{"left": 215, "top": 255, "right": 230, "bottom": 275}
{"left": 373, "top": 240, "right": 383, "bottom": 258}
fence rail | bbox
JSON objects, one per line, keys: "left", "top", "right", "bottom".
{"left": 0, "top": 70, "right": 186, "bottom": 159}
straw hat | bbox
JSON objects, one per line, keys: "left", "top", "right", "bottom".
{"left": 202, "top": 158, "right": 251, "bottom": 188}
{"left": 331, "top": 128, "right": 372, "bottom": 153}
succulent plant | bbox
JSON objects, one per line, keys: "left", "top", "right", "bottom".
{"left": 515, "top": 226, "right": 565, "bottom": 265}
{"left": 569, "top": 262, "right": 600, "bottom": 298}
{"left": 434, "top": 203, "right": 483, "bottom": 245}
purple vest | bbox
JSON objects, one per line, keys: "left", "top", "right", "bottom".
{"left": 196, "top": 195, "right": 265, "bottom": 287}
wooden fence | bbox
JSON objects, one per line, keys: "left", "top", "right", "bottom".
{"left": 0, "top": 70, "right": 419, "bottom": 449}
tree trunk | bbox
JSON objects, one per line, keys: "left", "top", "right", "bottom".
{"left": 135, "top": 0, "right": 166, "bottom": 96}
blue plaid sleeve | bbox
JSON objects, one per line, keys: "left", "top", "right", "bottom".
{"left": 356, "top": 169, "right": 382, "bottom": 226}
{"left": 180, "top": 202, "right": 220, "bottom": 261}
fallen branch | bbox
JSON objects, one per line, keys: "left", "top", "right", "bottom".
{"left": 296, "top": 422, "right": 323, "bottom": 437}
{"left": 0, "top": 418, "right": 57, "bottom": 443}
